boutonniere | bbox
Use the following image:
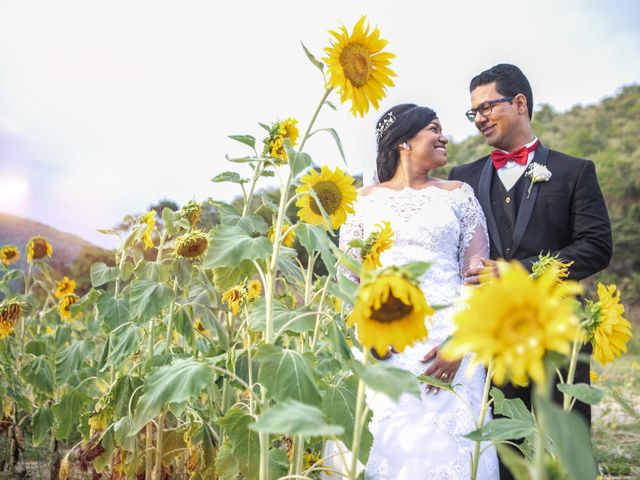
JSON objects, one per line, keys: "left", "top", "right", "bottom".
{"left": 525, "top": 162, "right": 552, "bottom": 198}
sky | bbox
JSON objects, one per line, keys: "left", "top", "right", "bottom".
{"left": 0, "top": 0, "right": 639, "bottom": 249}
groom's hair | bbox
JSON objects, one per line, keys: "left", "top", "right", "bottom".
{"left": 375, "top": 104, "right": 437, "bottom": 183}
{"left": 470, "top": 64, "right": 534, "bottom": 120}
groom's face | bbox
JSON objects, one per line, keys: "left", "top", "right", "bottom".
{"left": 470, "top": 82, "right": 520, "bottom": 150}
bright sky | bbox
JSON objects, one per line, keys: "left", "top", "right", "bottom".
{"left": 0, "top": 0, "right": 638, "bottom": 248}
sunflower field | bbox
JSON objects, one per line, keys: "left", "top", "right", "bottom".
{"left": 0, "top": 16, "right": 635, "bottom": 480}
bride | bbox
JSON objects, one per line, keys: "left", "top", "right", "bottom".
{"left": 326, "top": 104, "right": 499, "bottom": 479}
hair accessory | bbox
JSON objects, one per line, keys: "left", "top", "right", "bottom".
{"left": 375, "top": 112, "right": 395, "bottom": 141}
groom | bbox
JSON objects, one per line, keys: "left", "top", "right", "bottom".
{"left": 448, "top": 64, "right": 612, "bottom": 479}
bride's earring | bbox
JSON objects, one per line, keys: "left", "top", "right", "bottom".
{"left": 401, "top": 142, "right": 411, "bottom": 151}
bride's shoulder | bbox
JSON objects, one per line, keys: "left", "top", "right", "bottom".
{"left": 357, "top": 185, "right": 385, "bottom": 197}
{"left": 433, "top": 179, "right": 465, "bottom": 191}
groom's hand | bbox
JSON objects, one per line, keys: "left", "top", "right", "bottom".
{"left": 420, "top": 346, "right": 462, "bottom": 394}
{"left": 463, "top": 259, "right": 499, "bottom": 285}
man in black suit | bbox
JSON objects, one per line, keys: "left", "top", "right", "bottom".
{"left": 449, "top": 64, "right": 612, "bottom": 479}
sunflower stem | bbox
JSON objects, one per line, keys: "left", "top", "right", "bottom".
{"left": 471, "top": 361, "right": 494, "bottom": 480}
{"left": 165, "top": 278, "right": 178, "bottom": 354}
{"left": 563, "top": 332, "right": 583, "bottom": 411}
{"left": 243, "top": 161, "right": 265, "bottom": 217}
{"left": 349, "top": 351, "right": 369, "bottom": 480}
{"left": 532, "top": 367, "right": 551, "bottom": 480}
{"left": 292, "top": 435, "right": 305, "bottom": 476}
{"left": 310, "top": 273, "right": 332, "bottom": 351}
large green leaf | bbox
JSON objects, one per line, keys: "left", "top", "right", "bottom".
{"left": 96, "top": 294, "right": 130, "bottom": 330}
{"left": 228, "top": 134, "right": 256, "bottom": 150}
{"left": 22, "top": 357, "right": 54, "bottom": 395}
{"left": 103, "top": 325, "right": 142, "bottom": 371}
{"left": 296, "top": 223, "right": 337, "bottom": 276}
{"left": 248, "top": 298, "right": 315, "bottom": 334}
{"left": 251, "top": 399, "right": 343, "bottom": 436}
{"left": 211, "top": 261, "right": 254, "bottom": 292}
{"left": 322, "top": 375, "right": 372, "bottom": 464}
{"left": 217, "top": 408, "right": 260, "bottom": 479}
{"left": 55, "top": 339, "right": 92, "bottom": 385}
{"left": 496, "top": 444, "right": 531, "bottom": 480}
{"left": 556, "top": 383, "right": 604, "bottom": 405}
{"left": 24, "top": 339, "right": 47, "bottom": 356}
{"left": 52, "top": 390, "right": 90, "bottom": 440}
{"left": 128, "top": 280, "right": 174, "bottom": 323}
{"left": 349, "top": 360, "right": 421, "bottom": 401}
{"left": 211, "top": 171, "right": 248, "bottom": 184}
{"left": 203, "top": 225, "right": 272, "bottom": 268}
{"left": 90, "top": 262, "right": 120, "bottom": 287}
{"left": 285, "top": 140, "right": 312, "bottom": 177}
{"left": 31, "top": 406, "right": 54, "bottom": 447}
{"left": 220, "top": 213, "right": 268, "bottom": 235}
{"left": 130, "top": 358, "right": 214, "bottom": 434}
{"left": 465, "top": 418, "right": 536, "bottom": 441}
{"left": 327, "top": 319, "right": 353, "bottom": 361}
{"left": 256, "top": 345, "right": 322, "bottom": 407}
{"left": 107, "top": 374, "right": 144, "bottom": 417}
{"left": 490, "top": 387, "right": 535, "bottom": 424}
{"left": 215, "top": 440, "right": 239, "bottom": 480}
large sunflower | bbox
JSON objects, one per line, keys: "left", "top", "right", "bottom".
{"left": 323, "top": 15, "right": 396, "bottom": 117}
{"left": 54, "top": 276, "right": 77, "bottom": 299}
{"left": 442, "top": 261, "right": 582, "bottom": 386}
{"left": 26, "top": 236, "right": 52, "bottom": 262}
{"left": 295, "top": 166, "right": 357, "bottom": 230}
{"left": 348, "top": 270, "right": 433, "bottom": 357}
{"left": 362, "top": 221, "right": 394, "bottom": 270}
{"left": 586, "top": 283, "right": 632, "bottom": 365}
{"left": 0, "top": 245, "right": 20, "bottom": 266}
{"left": 175, "top": 231, "right": 209, "bottom": 260}
{"left": 263, "top": 117, "right": 300, "bottom": 164}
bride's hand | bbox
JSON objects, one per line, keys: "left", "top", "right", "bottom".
{"left": 420, "top": 345, "right": 462, "bottom": 394}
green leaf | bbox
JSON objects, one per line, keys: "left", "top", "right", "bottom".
{"left": 130, "top": 358, "right": 214, "bottom": 434}
{"left": 556, "top": 383, "right": 605, "bottom": 405}
{"left": 228, "top": 134, "right": 256, "bottom": 150}
{"left": 322, "top": 376, "right": 372, "bottom": 464}
{"left": 464, "top": 418, "right": 535, "bottom": 441}
{"left": 217, "top": 408, "right": 260, "bottom": 479}
{"left": 52, "top": 390, "right": 90, "bottom": 440}
{"left": 417, "top": 374, "right": 456, "bottom": 393}
{"left": 55, "top": 339, "right": 92, "bottom": 385}
{"left": 285, "top": 139, "right": 312, "bottom": 177}
{"left": 172, "top": 257, "right": 194, "bottom": 290}
{"left": 248, "top": 298, "right": 315, "bottom": 334}
{"left": 211, "top": 261, "right": 253, "bottom": 292}
{"left": 103, "top": 325, "right": 142, "bottom": 371}
{"left": 251, "top": 399, "right": 343, "bottom": 436}
{"left": 490, "top": 387, "right": 535, "bottom": 424}
{"left": 211, "top": 171, "right": 248, "bottom": 184}
{"left": 215, "top": 441, "right": 239, "bottom": 480}
{"left": 25, "top": 339, "right": 47, "bottom": 356}
{"left": 22, "top": 357, "right": 54, "bottom": 395}
{"left": 296, "top": 223, "right": 337, "bottom": 276}
{"left": 257, "top": 345, "right": 323, "bottom": 407}
{"left": 31, "top": 406, "right": 54, "bottom": 447}
{"left": 203, "top": 225, "right": 272, "bottom": 268}
{"left": 209, "top": 200, "right": 239, "bottom": 219}
{"left": 107, "top": 374, "right": 144, "bottom": 417}
{"left": 90, "top": 262, "right": 120, "bottom": 287}
{"left": 311, "top": 128, "right": 347, "bottom": 166}
{"left": 402, "top": 261, "right": 431, "bottom": 280}
{"left": 97, "top": 294, "right": 130, "bottom": 330}
{"left": 331, "top": 243, "right": 362, "bottom": 278}
{"left": 327, "top": 319, "right": 353, "bottom": 361}
{"left": 536, "top": 396, "right": 598, "bottom": 480}
{"left": 221, "top": 213, "right": 268, "bottom": 235}
{"left": 300, "top": 41, "right": 325, "bottom": 73}
{"left": 162, "top": 207, "right": 188, "bottom": 236}
{"left": 128, "top": 280, "right": 174, "bottom": 323}
{"left": 495, "top": 444, "right": 531, "bottom": 480}
{"left": 349, "top": 360, "right": 421, "bottom": 401}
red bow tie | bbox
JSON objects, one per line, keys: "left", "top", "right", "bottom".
{"left": 491, "top": 140, "right": 540, "bottom": 169}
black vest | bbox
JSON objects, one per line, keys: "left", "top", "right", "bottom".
{"left": 490, "top": 171, "right": 528, "bottom": 259}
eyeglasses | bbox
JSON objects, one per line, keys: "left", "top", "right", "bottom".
{"left": 465, "top": 96, "right": 515, "bottom": 122}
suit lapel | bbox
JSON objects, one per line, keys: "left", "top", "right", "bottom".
{"left": 478, "top": 156, "right": 504, "bottom": 257}
{"left": 511, "top": 144, "right": 550, "bottom": 255}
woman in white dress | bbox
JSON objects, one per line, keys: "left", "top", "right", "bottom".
{"left": 327, "top": 104, "right": 499, "bottom": 479}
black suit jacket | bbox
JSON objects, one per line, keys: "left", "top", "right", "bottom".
{"left": 448, "top": 144, "right": 612, "bottom": 279}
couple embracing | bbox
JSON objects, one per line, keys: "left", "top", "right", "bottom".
{"left": 330, "top": 63, "right": 612, "bottom": 479}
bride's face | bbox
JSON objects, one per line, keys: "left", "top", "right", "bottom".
{"left": 406, "top": 119, "right": 448, "bottom": 170}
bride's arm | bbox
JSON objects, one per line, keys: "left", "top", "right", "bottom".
{"left": 457, "top": 184, "right": 490, "bottom": 278}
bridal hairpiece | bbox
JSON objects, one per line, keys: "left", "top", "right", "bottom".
{"left": 375, "top": 112, "right": 395, "bottom": 141}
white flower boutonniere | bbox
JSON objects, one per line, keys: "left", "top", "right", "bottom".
{"left": 525, "top": 162, "right": 552, "bottom": 198}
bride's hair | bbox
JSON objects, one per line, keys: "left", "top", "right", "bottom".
{"left": 375, "top": 104, "right": 437, "bottom": 183}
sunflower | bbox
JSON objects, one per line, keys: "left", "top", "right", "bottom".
{"left": 361, "top": 221, "right": 394, "bottom": 270}
{"left": 175, "top": 231, "right": 209, "bottom": 260}
{"left": 323, "top": 15, "right": 396, "bottom": 117}
{"left": 0, "top": 245, "right": 20, "bottom": 266}
{"left": 222, "top": 284, "right": 246, "bottom": 315}
{"left": 584, "top": 283, "right": 632, "bottom": 365}
{"left": 295, "top": 166, "right": 357, "bottom": 230}
{"left": 26, "top": 236, "right": 52, "bottom": 262}
{"left": 0, "top": 299, "right": 23, "bottom": 339}
{"left": 263, "top": 117, "right": 300, "bottom": 164}
{"left": 54, "top": 276, "right": 77, "bottom": 299}
{"left": 247, "top": 279, "right": 262, "bottom": 301}
{"left": 531, "top": 252, "right": 573, "bottom": 282}
{"left": 59, "top": 293, "right": 80, "bottom": 322}
{"left": 268, "top": 223, "right": 296, "bottom": 247}
{"left": 139, "top": 210, "right": 156, "bottom": 250}
{"left": 442, "top": 261, "right": 582, "bottom": 386}
{"left": 181, "top": 200, "right": 202, "bottom": 227}
{"left": 348, "top": 269, "right": 433, "bottom": 356}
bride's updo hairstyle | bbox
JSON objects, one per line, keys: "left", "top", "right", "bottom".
{"left": 375, "top": 104, "right": 437, "bottom": 183}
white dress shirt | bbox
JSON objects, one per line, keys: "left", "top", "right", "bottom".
{"left": 496, "top": 137, "right": 539, "bottom": 191}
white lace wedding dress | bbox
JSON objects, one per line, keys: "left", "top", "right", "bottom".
{"left": 326, "top": 183, "right": 499, "bottom": 480}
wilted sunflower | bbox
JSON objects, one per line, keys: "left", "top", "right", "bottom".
{"left": 59, "top": 293, "right": 80, "bottom": 322}
{"left": 222, "top": 284, "right": 246, "bottom": 315}
{"left": 181, "top": 200, "right": 202, "bottom": 227}
{"left": 323, "top": 15, "right": 396, "bottom": 117}
{"left": 442, "top": 261, "right": 582, "bottom": 386}
{"left": 348, "top": 269, "right": 432, "bottom": 357}
{"left": 295, "top": 166, "right": 357, "bottom": 230}
{"left": 247, "top": 279, "right": 262, "bottom": 301}
{"left": 584, "top": 283, "right": 632, "bottom": 365}
{"left": 175, "top": 231, "right": 209, "bottom": 260}
{"left": 531, "top": 252, "right": 573, "bottom": 282}
{"left": 0, "top": 245, "right": 20, "bottom": 266}
{"left": 26, "top": 236, "right": 52, "bottom": 262}
{"left": 54, "top": 276, "right": 77, "bottom": 299}
{"left": 0, "top": 299, "right": 23, "bottom": 339}
{"left": 139, "top": 210, "right": 156, "bottom": 250}
{"left": 361, "top": 221, "right": 394, "bottom": 270}
{"left": 263, "top": 117, "right": 300, "bottom": 164}
{"left": 268, "top": 223, "right": 296, "bottom": 247}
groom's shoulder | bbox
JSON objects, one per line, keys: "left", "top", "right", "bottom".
{"left": 546, "top": 148, "right": 594, "bottom": 170}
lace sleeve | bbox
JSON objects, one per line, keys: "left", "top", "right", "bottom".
{"left": 338, "top": 205, "right": 363, "bottom": 283}
{"left": 453, "top": 183, "right": 489, "bottom": 276}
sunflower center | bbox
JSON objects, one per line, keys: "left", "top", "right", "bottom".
{"left": 32, "top": 240, "right": 48, "bottom": 259}
{"left": 5, "top": 250, "right": 16, "bottom": 259}
{"left": 310, "top": 181, "right": 343, "bottom": 216}
{"left": 370, "top": 293, "right": 413, "bottom": 323}
{"left": 339, "top": 43, "right": 372, "bottom": 87}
